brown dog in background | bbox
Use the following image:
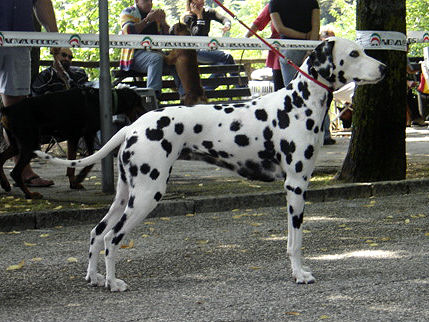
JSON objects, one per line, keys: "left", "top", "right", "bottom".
{"left": 164, "top": 23, "right": 207, "bottom": 106}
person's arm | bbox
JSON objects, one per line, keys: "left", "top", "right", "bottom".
{"left": 33, "top": 0, "right": 58, "bottom": 32}
{"left": 270, "top": 12, "right": 307, "bottom": 39}
{"left": 245, "top": 5, "right": 270, "bottom": 38}
{"left": 307, "top": 9, "right": 320, "bottom": 40}
{"left": 245, "top": 24, "right": 259, "bottom": 38}
{"left": 212, "top": 9, "right": 231, "bottom": 35}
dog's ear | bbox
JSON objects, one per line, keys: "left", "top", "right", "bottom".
{"left": 308, "top": 39, "right": 335, "bottom": 82}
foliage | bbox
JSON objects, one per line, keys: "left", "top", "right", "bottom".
{"left": 329, "top": 0, "right": 429, "bottom": 56}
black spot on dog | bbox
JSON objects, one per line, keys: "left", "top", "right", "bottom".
{"left": 89, "top": 252, "right": 92, "bottom": 258}
{"left": 263, "top": 127, "right": 273, "bottom": 140}
{"left": 340, "top": 59, "right": 344, "bottom": 66}
{"left": 272, "top": 119, "right": 277, "bottom": 127}
{"left": 284, "top": 96, "right": 293, "bottom": 113}
{"left": 95, "top": 221, "right": 107, "bottom": 235}
{"left": 338, "top": 70, "right": 347, "bottom": 84}
{"left": 202, "top": 141, "right": 213, "bottom": 149}
{"left": 113, "top": 214, "right": 127, "bottom": 233}
{"left": 154, "top": 192, "right": 163, "bottom": 201}
{"left": 105, "top": 249, "right": 109, "bottom": 256}
{"left": 298, "top": 82, "right": 310, "bottom": 100}
{"left": 218, "top": 151, "right": 229, "bottom": 158}
{"left": 304, "top": 145, "right": 314, "bottom": 159}
{"left": 161, "top": 139, "right": 172, "bottom": 156}
{"left": 305, "top": 109, "right": 312, "bottom": 117}
{"left": 112, "top": 233, "right": 125, "bottom": 245}
{"left": 175, "top": 123, "right": 184, "bottom": 135}
{"left": 150, "top": 168, "right": 160, "bottom": 180}
{"left": 230, "top": 120, "right": 242, "bottom": 131}
{"left": 125, "top": 136, "right": 138, "bottom": 149}
{"left": 194, "top": 124, "right": 203, "bottom": 133}
{"left": 224, "top": 107, "right": 234, "bottom": 114}
{"left": 280, "top": 139, "right": 296, "bottom": 164}
{"left": 157, "top": 116, "right": 171, "bottom": 129}
{"left": 292, "top": 91, "right": 304, "bottom": 108}
{"left": 233, "top": 103, "right": 246, "bottom": 108}
{"left": 286, "top": 83, "right": 293, "bottom": 90}
{"left": 289, "top": 205, "right": 294, "bottom": 214}
{"left": 292, "top": 213, "right": 304, "bottom": 229}
{"left": 255, "top": 109, "right": 268, "bottom": 121}
{"left": 122, "top": 151, "right": 131, "bottom": 164}
{"left": 314, "top": 126, "right": 319, "bottom": 134}
{"left": 128, "top": 195, "right": 135, "bottom": 208}
{"left": 295, "top": 187, "right": 302, "bottom": 195}
{"left": 146, "top": 128, "right": 163, "bottom": 141}
{"left": 140, "top": 163, "right": 150, "bottom": 174}
{"left": 295, "top": 161, "right": 303, "bottom": 173}
{"left": 119, "top": 162, "right": 127, "bottom": 183}
{"left": 235, "top": 135, "right": 250, "bottom": 147}
{"left": 214, "top": 105, "right": 223, "bottom": 110}
{"left": 277, "top": 109, "right": 290, "bottom": 129}
{"left": 129, "top": 165, "right": 138, "bottom": 177}
{"left": 306, "top": 119, "right": 315, "bottom": 131}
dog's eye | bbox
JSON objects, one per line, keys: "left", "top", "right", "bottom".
{"left": 349, "top": 51, "right": 360, "bottom": 58}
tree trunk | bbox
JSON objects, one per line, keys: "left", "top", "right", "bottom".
{"left": 337, "top": 0, "right": 407, "bottom": 182}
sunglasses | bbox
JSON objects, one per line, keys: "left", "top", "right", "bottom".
{"left": 60, "top": 52, "right": 73, "bottom": 60}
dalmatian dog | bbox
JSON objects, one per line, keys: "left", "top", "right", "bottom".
{"left": 35, "top": 38, "right": 386, "bottom": 292}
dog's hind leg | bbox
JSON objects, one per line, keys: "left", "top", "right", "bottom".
{"left": 103, "top": 182, "right": 167, "bottom": 292}
{"left": 284, "top": 175, "right": 315, "bottom": 284}
{"left": 85, "top": 177, "right": 129, "bottom": 287}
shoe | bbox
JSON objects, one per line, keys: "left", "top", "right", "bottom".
{"left": 324, "top": 138, "right": 336, "bottom": 145}
{"left": 24, "top": 175, "right": 54, "bottom": 187}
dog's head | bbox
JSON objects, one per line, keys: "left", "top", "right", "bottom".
{"left": 115, "top": 87, "right": 147, "bottom": 122}
{"left": 307, "top": 37, "right": 386, "bottom": 90}
{"left": 169, "top": 22, "right": 191, "bottom": 36}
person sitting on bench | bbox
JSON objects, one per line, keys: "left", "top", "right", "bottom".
{"left": 119, "top": 0, "right": 183, "bottom": 100}
{"left": 32, "top": 48, "right": 89, "bottom": 96}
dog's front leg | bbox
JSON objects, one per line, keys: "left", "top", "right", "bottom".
{"left": 285, "top": 179, "right": 315, "bottom": 284}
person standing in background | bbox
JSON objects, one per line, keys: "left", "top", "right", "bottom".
{"left": 245, "top": 4, "right": 284, "bottom": 91}
{"left": 0, "top": 0, "right": 58, "bottom": 187}
{"left": 269, "top": 0, "right": 320, "bottom": 87}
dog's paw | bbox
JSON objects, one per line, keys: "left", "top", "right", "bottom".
{"left": 70, "top": 182, "right": 85, "bottom": 190}
{"left": 106, "top": 278, "right": 129, "bottom": 292}
{"left": 86, "top": 273, "right": 105, "bottom": 287}
{"left": 293, "top": 269, "right": 315, "bottom": 284}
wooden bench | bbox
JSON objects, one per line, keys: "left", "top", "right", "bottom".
{"left": 111, "top": 64, "right": 252, "bottom": 106}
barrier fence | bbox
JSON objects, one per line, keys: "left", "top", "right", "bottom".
{"left": 0, "top": 30, "right": 428, "bottom": 52}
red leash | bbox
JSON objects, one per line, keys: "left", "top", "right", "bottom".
{"left": 212, "top": 0, "right": 333, "bottom": 93}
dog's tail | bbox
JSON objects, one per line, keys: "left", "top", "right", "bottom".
{"left": 34, "top": 126, "right": 128, "bottom": 168}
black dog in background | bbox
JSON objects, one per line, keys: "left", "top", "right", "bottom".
{"left": 0, "top": 87, "right": 146, "bottom": 199}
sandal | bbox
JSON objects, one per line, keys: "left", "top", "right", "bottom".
{"left": 24, "top": 175, "right": 54, "bottom": 187}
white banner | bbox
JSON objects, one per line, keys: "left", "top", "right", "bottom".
{"left": 356, "top": 30, "right": 408, "bottom": 51}
{"left": 0, "top": 31, "right": 319, "bottom": 50}
{"left": 407, "top": 31, "right": 429, "bottom": 44}
{"left": 1, "top": 31, "right": 428, "bottom": 51}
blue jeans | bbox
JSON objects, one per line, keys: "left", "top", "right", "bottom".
{"left": 279, "top": 49, "right": 307, "bottom": 87}
{"left": 197, "top": 49, "right": 238, "bottom": 90}
{"left": 131, "top": 50, "right": 183, "bottom": 96}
